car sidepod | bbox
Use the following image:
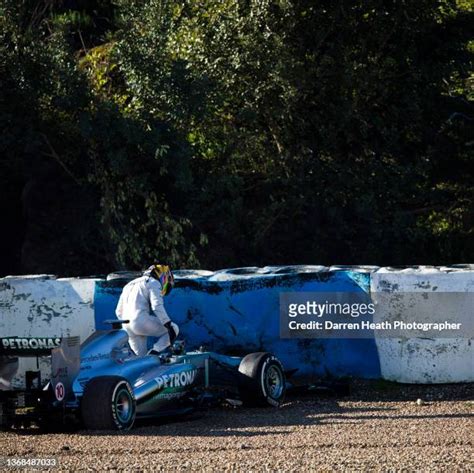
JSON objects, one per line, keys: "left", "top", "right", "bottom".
{"left": 133, "top": 362, "right": 200, "bottom": 416}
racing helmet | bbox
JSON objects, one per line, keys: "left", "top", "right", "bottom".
{"left": 144, "top": 263, "right": 175, "bottom": 296}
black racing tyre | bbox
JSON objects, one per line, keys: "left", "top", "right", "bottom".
{"left": 81, "top": 376, "right": 136, "bottom": 430}
{"left": 0, "top": 401, "right": 13, "bottom": 431}
{"left": 238, "top": 352, "right": 286, "bottom": 407}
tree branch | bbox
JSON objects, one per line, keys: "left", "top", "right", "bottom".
{"left": 40, "top": 133, "right": 82, "bottom": 185}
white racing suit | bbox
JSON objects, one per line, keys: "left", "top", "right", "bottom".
{"left": 115, "top": 275, "right": 179, "bottom": 356}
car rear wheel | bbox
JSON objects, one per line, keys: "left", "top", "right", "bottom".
{"left": 81, "top": 376, "right": 136, "bottom": 430}
{"left": 238, "top": 352, "right": 286, "bottom": 407}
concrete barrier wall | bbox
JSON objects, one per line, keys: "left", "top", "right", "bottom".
{"left": 0, "top": 276, "right": 98, "bottom": 387}
{"left": 1, "top": 265, "right": 472, "bottom": 387}
{"left": 371, "top": 266, "right": 474, "bottom": 384}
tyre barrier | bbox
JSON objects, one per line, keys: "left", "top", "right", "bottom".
{"left": 0, "top": 275, "right": 98, "bottom": 388}
{"left": 371, "top": 266, "right": 474, "bottom": 384}
{"left": 1, "top": 265, "right": 472, "bottom": 387}
{"left": 94, "top": 266, "right": 381, "bottom": 384}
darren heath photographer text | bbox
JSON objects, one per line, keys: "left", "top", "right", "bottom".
{"left": 286, "top": 301, "right": 462, "bottom": 332}
{"left": 288, "top": 320, "right": 462, "bottom": 331}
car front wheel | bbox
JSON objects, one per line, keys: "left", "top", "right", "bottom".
{"left": 238, "top": 352, "right": 286, "bottom": 407}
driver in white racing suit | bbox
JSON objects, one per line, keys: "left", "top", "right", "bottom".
{"left": 115, "top": 264, "right": 179, "bottom": 357}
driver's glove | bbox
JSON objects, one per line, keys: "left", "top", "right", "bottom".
{"left": 164, "top": 321, "right": 177, "bottom": 344}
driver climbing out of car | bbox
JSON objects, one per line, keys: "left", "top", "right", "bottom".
{"left": 115, "top": 263, "right": 179, "bottom": 357}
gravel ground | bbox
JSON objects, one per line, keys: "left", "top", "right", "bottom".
{"left": 1, "top": 382, "right": 473, "bottom": 472}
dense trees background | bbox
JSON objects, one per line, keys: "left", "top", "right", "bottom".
{"left": 1, "top": 0, "right": 472, "bottom": 276}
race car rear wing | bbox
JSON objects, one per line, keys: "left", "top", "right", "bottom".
{"left": 0, "top": 337, "right": 80, "bottom": 396}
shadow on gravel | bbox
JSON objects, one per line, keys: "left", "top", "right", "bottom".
{"left": 315, "top": 412, "right": 474, "bottom": 423}
{"left": 75, "top": 400, "right": 472, "bottom": 437}
{"left": 343, "top": 380, "right": 474, "bottom": 402}
{"left": 7, "top": 404, "right": 472, "bottom": 438}
{"left": 4, "top": 382, "right": 472, "bottom": 437}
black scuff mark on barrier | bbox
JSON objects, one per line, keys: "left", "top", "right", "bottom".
{"left": 59, "top": 305, "right": 75, "bottom": 318}
{"left": 181, "top": 308, "right": 202, "bottom": 330}
{"left": 227, "top": 298, "right": 245, "bottom": 317}
{"left": 59, "top": 304, "right": 76, "bottom": 312}
{"left": 406, "top": 344, "right": 417, "bottom": 355}
{"left": 177, "top": 316, "right": 193, "bottom": 331}
{"left": 174, "top": 272, "right": 341, "bottom": 296}
{"left": 0, "top": 298, "right": 14, "bottom": 308}
{"left": 227, "top": 322, "right": 237, "bottom": 336}
{"left": 95, "top": 270, "right": 357, "bottom": 296}
{"left": 184, "top": 307, "right": 204, "bottom": 326}
{"left": 8, "top": 282, "right": 31, "bottom": 301}
{"left": 0, "top": 282, "right": 30, "bottom": 307}
{"left": 27, "top": 306, "right": 35, "bottom": 322}
{"left": 378, "top": 280, "right": 399, "bottom": 292}
{"left": 99, "top": 277, "right": 225, "bottom": 295}
{"left": 175, "top": 279, "right": 223, "bottom": 294}
{"left": 187, "top": 307, "right": 205, "bottom": 323}
{"left": 186, "top": 309, "right": 195, "bottom": 321}
{"left": 95, "top": 279, "right": 129, "bottom": 294}
{"left": 30, "top": 304, "right": 68, "bottom": 323}
{"left": 228, "top": 272, "right": 337, "bottom": 295}
{"left": 415, "top": 281, "right": 432, "bottom": 290}
{"left": 202, "top": 322, "right": 229, "bottom": 344}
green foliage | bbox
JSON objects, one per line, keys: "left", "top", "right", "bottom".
{"left": 0, "top": 0, "right": 472, "bottom": 275}
{"left": 115, "top": 0, "right": 472, "bottom": 265}
{"left": 0, "top": 0, "right": 198, "bottom": 274}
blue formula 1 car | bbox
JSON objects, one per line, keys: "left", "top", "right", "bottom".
{"left": 0, "top": 320, "right": 286, "bottom": 431}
